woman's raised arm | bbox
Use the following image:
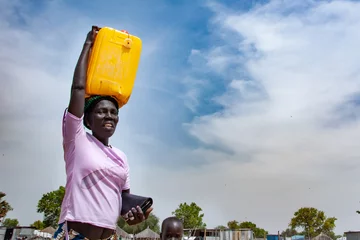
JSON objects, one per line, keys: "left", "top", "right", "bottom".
{"left": 68, "top": 27, "right": 98, "bottom": 117}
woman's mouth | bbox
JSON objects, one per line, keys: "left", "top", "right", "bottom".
{"left": 103, "top": 122, "right": 114, "bottom": 129}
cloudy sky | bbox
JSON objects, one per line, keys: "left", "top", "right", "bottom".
{"left": 1, "top": 0, "right": 360, "bottom": 235}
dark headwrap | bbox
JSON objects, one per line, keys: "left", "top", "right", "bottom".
{"left": 83, "top": 95, "right": 119, "bottom": 129}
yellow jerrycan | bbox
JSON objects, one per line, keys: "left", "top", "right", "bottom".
{"left": 85, "top": 26, "right": 142, "bottom": 108}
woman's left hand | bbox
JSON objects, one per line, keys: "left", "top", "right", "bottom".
{"left": 125, "top": 206, "right": 153, "bottom": 225}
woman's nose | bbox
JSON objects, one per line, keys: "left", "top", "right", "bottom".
{"left": 105, "top": 111, "right": 112, "bottom": 118}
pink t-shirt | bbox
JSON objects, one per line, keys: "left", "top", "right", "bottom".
{"left": 58, "top": 109, "right": 130, "bottom": 230}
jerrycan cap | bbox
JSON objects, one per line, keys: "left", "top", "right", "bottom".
{"left": 123, "top": 38, "right": 132, "bottom": 48}
{"left": 120, "top": 29, "right": 132, "bottom": 48}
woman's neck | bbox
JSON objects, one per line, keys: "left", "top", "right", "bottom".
{"left": 92, "top": 133, "right": 109, "bottom": 146}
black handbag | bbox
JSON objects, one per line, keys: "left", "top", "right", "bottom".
{"left": 121, "top": 192, "right": 153, "bottom": 216}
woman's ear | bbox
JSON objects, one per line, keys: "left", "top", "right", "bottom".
{"left": 85, "top": 114, "right": 92, "bottom": 129}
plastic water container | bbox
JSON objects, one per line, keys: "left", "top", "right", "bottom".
{"left": 86, "top": 26, "right": 142, "bottom": 108}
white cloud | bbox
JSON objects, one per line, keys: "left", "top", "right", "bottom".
{"left": 185, "top": 0, "right": 360, "bottom": 233}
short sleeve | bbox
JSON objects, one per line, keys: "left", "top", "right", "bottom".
{"left": 123, "top": 156, "right": 130, "bottom": 191}
{"left": 123, "top": 167, "right": 130, "bottom": 190}
{"left": 62, "top": 108, "right": 85, "bottom": 143}
{"left": 123, "top": 158, "right": 130, "bottom": 190}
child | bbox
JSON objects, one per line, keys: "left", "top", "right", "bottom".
{"left": 160, "top": 217, "right": 184, "bottom": 240}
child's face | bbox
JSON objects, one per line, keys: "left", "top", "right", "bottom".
{"left": 161, "top": 222, "right": 183, "bottom": 240}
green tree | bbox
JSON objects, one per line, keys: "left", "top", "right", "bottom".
{"left": 327, "top": 232, "right": 342, "bottom": 240}
{"left": 2, "top": 218, "right": 19, "bottom": 227}
{"left": 227, "top": 220, "right": 239, "bottom": 230}
{"left": 239, "top": 221, "right": 268, "bottom": 238}
{"left": 37, "top": 186, "right": 65, "bottom": 228}
{"left": 290, "top": 207, "right": 337, "bottom": 238}
{"left": 117, "top": 213, "right": 160, "bottom": 234}
{"left": 0, "top": 192, "right": 13, "bottom": 223}
{"left": 31, "top": 220, "right": 45, "bottom": 230}
{"left": 281, "top": 228, "right": 298, "bottom": 237}
{"left": 215, "top": 225, "right": 227, "bottom": 230}
{"left": 172, "top": 202, "right": 206, "bottom": 229}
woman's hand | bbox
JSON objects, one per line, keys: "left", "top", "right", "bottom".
{"left": 84, "top": 26, "right": 99, "bottom": 46}
{"left": 124, "top": 206, "right": 153, "bottom": 226}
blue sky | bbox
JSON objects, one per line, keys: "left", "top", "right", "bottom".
{"left": 1, "top": 0, "right": 360, "bottom": 235}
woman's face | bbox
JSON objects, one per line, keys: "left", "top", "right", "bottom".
{"left": 87, "top": 99, "right": 119, "bottom": 140}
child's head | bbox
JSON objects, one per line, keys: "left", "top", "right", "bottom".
{"left": 160, "top": 217, "right": 184, "bottom": 240}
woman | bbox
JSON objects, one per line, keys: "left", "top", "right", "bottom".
{"left": 54, "top": 27, "right": 152, "bottom": 240}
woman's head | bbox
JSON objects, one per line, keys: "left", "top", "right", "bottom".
{"left": 84, "top": 96, "right": 119, "bottom": 141}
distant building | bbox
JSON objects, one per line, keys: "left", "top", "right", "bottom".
{"left": 291, "top": 236, "right": 305, "bottom": 240}
{"left": 313, "top": 233, "right": 332, "bottom": 240}
{"left": 345, "top": 231, "right": 360, "bottom": 240}
{"left": 183, "top": 228, "right": 254, "bottom": 240}
{"left": 134, "top": 227, "right": 160, "bottom": 240}
{"left": 0, "top": 226, "right": 35, "bottom": 240}
{"left": 267, "top": 234, "right": 285, "bottom": 240}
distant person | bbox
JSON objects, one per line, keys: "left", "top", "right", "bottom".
{"left": 53, "top": 27, "right": 152, "bottom": 240}
{"left": 160, "top": 217, "right": 184, "bottom": 240}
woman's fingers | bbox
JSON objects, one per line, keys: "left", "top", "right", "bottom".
{"left": 144, "top": 207, "right": 153, "bottom": 219}
{"left": 126, "top": 209, "right": 135, "bottom": 221}
{"left": 124, "top": 206, "right": 152, "bottom": 224}
{"left": 133, "top": 206, "right": 145, "bottom": 220}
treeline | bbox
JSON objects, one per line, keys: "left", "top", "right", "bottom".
{"left": 1, "top": 188, "right": 342, "bottom": 239}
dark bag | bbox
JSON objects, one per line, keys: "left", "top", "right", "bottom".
{"left": 121, "top": 192, "right": 153, "bottom": 216}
